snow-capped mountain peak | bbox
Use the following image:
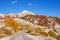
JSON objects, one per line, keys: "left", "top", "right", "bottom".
{"left": 21, "top": 10, "right": 35, "bottom": 15}
{"left": 17, "top": 10, "right": 35, "bottom": 17}
{"left": 22, "top": 10, "right": 29, "bottom": 13}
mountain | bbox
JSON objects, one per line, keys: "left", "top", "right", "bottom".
{"left": 17, "top": 10, "right": 36, "bottom": 17}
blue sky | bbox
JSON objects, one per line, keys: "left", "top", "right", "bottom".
{"left": 0, "top": 0, "right": 60, "bottom": 17}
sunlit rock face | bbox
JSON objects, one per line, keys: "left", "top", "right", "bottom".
{"left": 21, "top": 15, "right": 60, "bottom": 26}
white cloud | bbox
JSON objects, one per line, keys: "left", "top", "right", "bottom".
{"left": 11, "top": 0, "right": 17, "bottom": 4}
{"left": 28, "top": 3, "right": 32, "bottom": 6}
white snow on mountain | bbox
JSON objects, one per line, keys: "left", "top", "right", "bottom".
{"left": 21, "top": 10, "right": 35, "bottom": 15}
{"left": 17, "top": 10, "right": 36, "bottom": 17}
